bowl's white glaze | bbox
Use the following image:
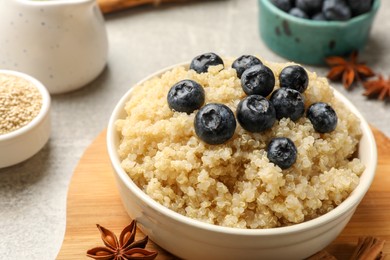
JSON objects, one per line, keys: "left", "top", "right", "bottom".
{"left": 0, "top": 70, "right": 51, "bottom": 168}
{"left": 107, "top": 63, "right": 377, "bottom": 260}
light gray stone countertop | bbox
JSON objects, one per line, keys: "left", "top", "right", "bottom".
{"left": 0, "top": 0, "right": 389, "bottom": 259}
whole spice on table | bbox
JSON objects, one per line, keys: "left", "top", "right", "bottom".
{"left": 349, "top": 236, "right": 386, "bottom": 260}
{"left": 0, "top": 73, "right": 42, "bottom": 135}
{"left": 306, "top": 236, "right": 387, "bottom": 260}
{"left": 363, "top": 74, "right": 390, "bottom": 100}
{"left": 98, "top": 0, "right": 204, "bottom": 14}
{"left": 86, "top": 220, "right": 158, "bottom": 260}
{"left": 326, "top": 51, "right": 375, "bottom": 89}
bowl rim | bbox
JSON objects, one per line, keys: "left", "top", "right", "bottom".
{"left": 0, "top": 70, "right": 51, "bottom": 141}
{"left": 107, "top": 61, "right": 377, "bottom": 236}
{"left": 259, "top": 0, "right": 381, "bottom": 27}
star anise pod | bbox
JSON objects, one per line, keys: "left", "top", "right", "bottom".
{"left": 363, "top": 74, "right": 390, "bottom": 100}
{"left": 326, "top": 51, "right": 375, "bottom": 89}
{"left": 87, "top": 220, "right": 158, "bottom": 260}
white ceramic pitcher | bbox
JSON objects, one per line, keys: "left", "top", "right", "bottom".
{"left": 0, "top": 0, "right": 108, "bottom": 94}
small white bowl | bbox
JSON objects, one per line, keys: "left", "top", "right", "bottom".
{"left": 107, "top": 63, "right": 377, "bottom": 260}
{"left": 0, "top": 70, "right": 51, "bottom": 168}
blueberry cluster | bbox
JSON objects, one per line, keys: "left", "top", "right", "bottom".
{"left": 271, "top": 0, "right": 373, "bottom": 21}
{"left": 167, "top": 53, "right": 338, "bottom": 169}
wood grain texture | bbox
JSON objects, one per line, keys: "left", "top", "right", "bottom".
{"left": 57, "top": 128, "right": 390, "bottom": 259}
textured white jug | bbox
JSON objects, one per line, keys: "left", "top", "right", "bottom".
{"left": 0, "top": 0, "right": 108, "bottom": 94}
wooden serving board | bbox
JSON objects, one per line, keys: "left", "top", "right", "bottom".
{"left": 57, "top": 128, "right": 390, "bottom": 259}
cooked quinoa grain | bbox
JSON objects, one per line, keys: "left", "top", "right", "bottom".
{"left": 116, "top": 59, "right": 364, "bottom": 229}
{"left": 0, "top": 74, "right": 42, "bottom": 135}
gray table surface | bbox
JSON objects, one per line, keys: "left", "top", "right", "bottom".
{"left": 0, "top": 0, "right": 389, "bottom": 259}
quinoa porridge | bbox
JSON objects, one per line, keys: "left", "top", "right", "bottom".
{"left": 115, "top": 57, "right": 364, "bottom": 229}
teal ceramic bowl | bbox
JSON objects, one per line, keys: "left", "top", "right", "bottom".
{"left": 258, "top": 0, "right": 380, "bottom": 65}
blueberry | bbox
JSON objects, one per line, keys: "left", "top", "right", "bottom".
{"left": 271, "top": 0, "right": 293, "bottom": 12}
{"left": 194, "top": 103, "right": 236, "bottom": 145}
{"left": 241, "top": 65, "right": 275, "bottom": 97}
{"left": 267, "top": 137, "right": 297, "bottom": 169}
{"left": 190, "top": 52, "right": 224, "bottom": 74}
{"left": 312, "top": 12, "right": 327, "bottom": 21}
{"left": 232, "top": 55, "right": 263, "bottom": 79}
{"left": 322, "top": 0, "right": 351, "bottom": 21}
{"left": 289, "top": 8, "right": 309, "bottom": 19}
{"left": 307, "top": 102, "right": 338, "bottom": 133}
{"left": 236, "top": 95, "right": 276, "bottom": 133}
{"left": 296, "top": 0, "right": 324, "bottom": 16}
{"left": 347, "top": 0, "right": 372, "bottom": 16}
{"left": 279, "top": 65, "right": 309, "bottom": 93}
{"left": 167, "top": 79, "right": 205, "bottom": 114}
{"left": 270, "top": 88, "right": 305, "bottom": 121}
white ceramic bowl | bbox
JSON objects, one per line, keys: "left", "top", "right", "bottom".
{"left": 0, "top": 70, "right": 51, "bottom": 168}
{"left": 107, "top": 63, "right": 377, "bottom": 260}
